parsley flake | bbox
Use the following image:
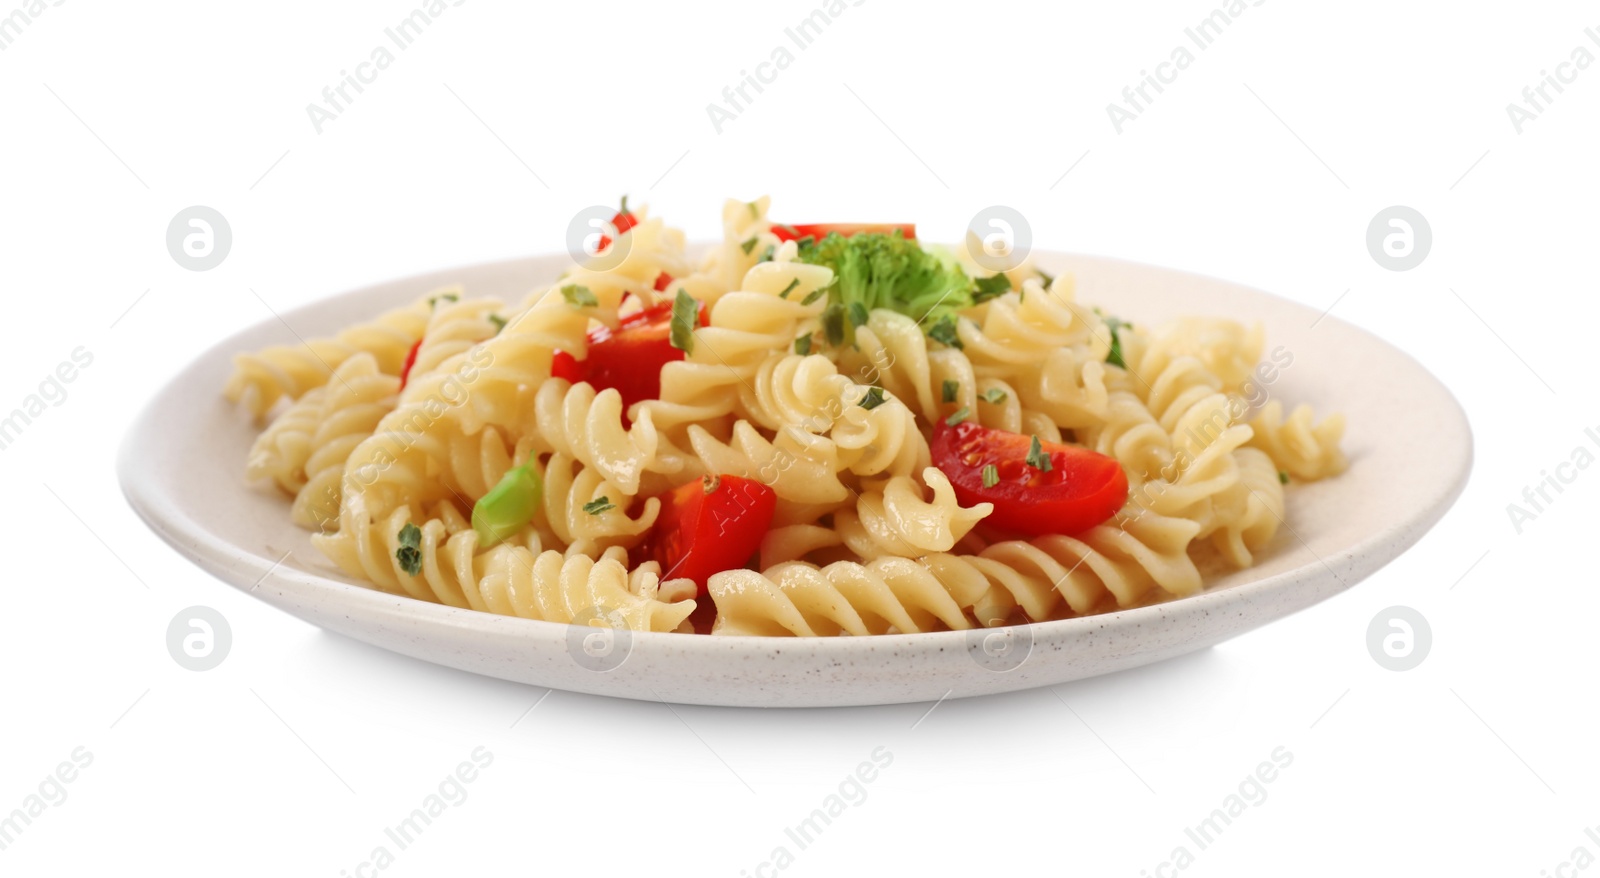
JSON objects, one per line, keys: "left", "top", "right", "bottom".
{"left": 927, "top": 314, "right": 963, "bottom": 349}
{"left": 972, "top": 274, "right": 1011, "bottom": 302}
{"left": 670, "top": 289, "right": 697, "bottom": 354}
{"left": 981, "top": 388, "right": 1008, "bottom": 405}
{"left": 779, "top": 278, "right": 800, "bottom": 299}
{"left": 1103, "top": 316, "right": 1132, "bottom": 369}
{"left": 822, "top": 302, "right": 846, "bottom": 347}
{"left": 847, "top": 301, "right": 869, "bottom": 328}
{"left": 859, "top": 387, "right": 887, "bottom": 410}
{"left": 396, "top": 522, "right": 423, "bottom": 575}
{"left": 982, "top": 464, "right": 1000, "bottom": 488}
{"left": 1278, "top": 470, "right": 1290, "bottom": 485}
{"left": 583, "top": 497, "right": 616, "bottom": 515}
{"left": 942, "top": 379, "right": 958, "bottom": 403}
{"left": 488, "top": 313, "right": 507, "bottom": 333}
{"left": 794, "top": 334, "right": 812, "bottom": 355}
{"left": 945, "top": 406, "right": 970, "bottom": 426}
{"left": 1025, "top": 435, "right": 1053, "bottom": 472}
{"left": 740, "top": 236, "right": 758, "bottom": 255}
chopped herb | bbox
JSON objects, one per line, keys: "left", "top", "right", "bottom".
{"left": 972, "top": 274, "right": 1011, "bottom": 302}
{"left": 1103, "top": 315, "right": 1132, "bottom": 369}
{"left": 759, "top": 245, "right": 776, "bottom": 263}
{"left": 945, "top": 406, "right": 970, "bottom": 426}
{"left": 822, "top": 302, "right": 846, "bottom": 347}
{"left": 396, "top": 522, "right": 423, "bottom": 575}
{"left": 794, "top": 334, "right": 812, "bottom": 355}
{"left": 927, "top": 314, "right": 963, "bottom": 349}
{"left": 800, "top": 283, "right": 830, "bottom": 306}
{"left": 619, "top": 195, "right": 630, "bottom": 215}
{"left": 1278, "top": 470, "right": 1290, "bottom": 485}
{"left": 847, "top": 301, "right": 869, "bottom": 328}
{"left": 1025, "top": 435, "right": 1053, "bottom": 472}
{"left": 428, "top": 292, "right": 460, "bottom": 308}
{"left": 670, "top": 289, "right": 696, "bottom": 354}
{"left": 488, "top": 313, "right": 507, "bottom": 333}
{"left": 941, "top": 379, "right": 958, "bottom": 403}
{"left": 747, "top": 201, "right": 759, "bottom": 218}
{"left": 740, "top": 236, "right": 758, "bottom": 255}
{"left": 773, "top": 224, "right": 798, "bottom": 238}
{"left": 583, "top": 496, "right": 616, "bottom": 515}
{"left": 779, "top": 278, "right": 800, "bottom": 299}
{"left": 982, "top": 464, "right": 1000, "bottom": 488}
{"left": 1037, "top": 268, "right": 1055, "bottom": 288}
{"left": 859, "top": 387, "right": 887, "bottom": 410}
{"left": 981, "top": 388, "right": 1008, "bottom": 405}
{"left": 560, "top": 284, "right": 597, "bottom": 309}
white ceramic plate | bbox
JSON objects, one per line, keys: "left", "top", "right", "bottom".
{"left": 119, "top": 251, "right": 1471, "bottom": 707}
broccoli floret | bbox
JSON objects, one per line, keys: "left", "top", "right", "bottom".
{"left": 794, "top": 231, "right": 971, "bottom": 344}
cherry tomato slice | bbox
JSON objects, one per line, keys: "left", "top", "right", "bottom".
{"left": 398, "top": 338, "right": 423, "bottom": 390}
{"left": 595, "top": 209, "right": 639, "bottom": 253}
{"left": 770, "top": 223, "right": 917, "bottom": 243}
{"left": 648, "top": 474, "right": 776, "bottom": 596}
{"left": 931, "top": 421, "right": 1128, "bottom": 536}
{"left": 551, "top": 300, "right": 709, "bottom": 409}
{"left": 652, "top": 272, "right": 674, "bottom": 292}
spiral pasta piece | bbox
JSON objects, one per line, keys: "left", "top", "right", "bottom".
{"left": 225, "top": 295, "right": 432, "bottom": 420}
{"left": 1246, "top": 401, "right": 1348, "bottom": 481}
{"left": 836, "top": 468, "right": 992, "bottom": 559}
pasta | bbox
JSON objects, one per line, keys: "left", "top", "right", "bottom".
{"left": 228, "top": 197, "right": 1348, "bottom": 639}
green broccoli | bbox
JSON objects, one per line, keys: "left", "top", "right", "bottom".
{"left": 793, "top": 231, "right": 972, "bottom": 345}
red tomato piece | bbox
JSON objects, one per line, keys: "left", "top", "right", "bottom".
{"left": 653, "top": 272, "right": 674, "bottom": 292}
{"left": 648, "top": 474, "right": 776, "bottom": 595}
{"left": 398, "top": 338, "right": 423, "bottom": 390}
{"left": 769, "top": 223, "right": 917, "bottom": 243}
{"left": 595, "top": 209, "right": 639, "bottom": 253}
{"left": 549, "top": 299, "right": 709, "bottom": 409}
{"left": 931, "top": 420, "right": 1128, "bottom": 536}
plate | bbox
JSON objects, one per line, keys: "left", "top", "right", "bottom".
{"left": 118, "top": 251, "right": 1471, "bottom": 707}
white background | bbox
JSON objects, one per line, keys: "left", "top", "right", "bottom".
{"left": 2, "top": 0, "right": 1596, "bottom": 875}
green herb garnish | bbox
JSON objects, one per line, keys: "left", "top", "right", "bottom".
{"left": 747, "top": 201, "right": 759, "bottom": 218}
{"left": 822, "top": 302, "right": 846, "bottom": 347}
{"left": 1278, "top": 470, "right": 1290, "bottom": 485}
{"left": 1025, "top": 435, "right": 1052, "bottom": 472}
{"left": 488, "top": 313, "right": 507, "bottom": 333}
{"left": 942, "top": 379, "right": 958, "bottom": 403}
{"left": 396, "top": 522, "right": 423, "bottom": 575}
{"left": 982, "top": 464, "right": 1000, "bottom": 488}
{"left": 670, "top": 289, "right": 697, "bottom": 354}
{"left": 800, "top": 283, "right": 830, "bottom": 306}
{"left": 981, "top": 388, "right": 1008, "bottom": 405}
{"left": 1103, "top": 316, "right": 1132, "bottom": 369}
{"left": 583, "top": 496, "right": 615, "bottom": 515}
{"left": 927, "top": 314, "right": 962, "bottom": 349}
{"left": 859, "top": 387, "right": 887, "bottom": 410}
{"left": 972, "top": 274, "right": 1011, "bottom": 302}
{"left": 779, "top": 278, "right": 800, "bottom": 299}
{"left": 740, "top": 236, "right": 758, "bottom": 255}
{"left": 794, "top": 334, "right": 812, "bottom": 355}
{"left": 847, "top": 301, "right": 869, "bottom": 328}
{"left": 428, "top": 292, "right": 460, "bottom": 308}
{"left": 945, "top": 406, "right": 970, "bottom": 426}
